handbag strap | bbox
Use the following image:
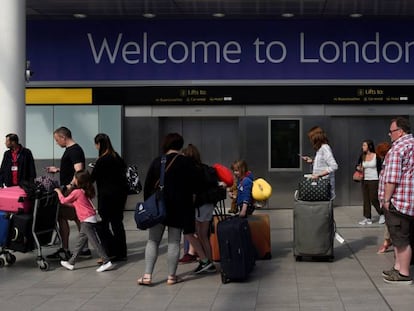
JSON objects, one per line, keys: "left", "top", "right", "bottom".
{"left": 156, "top": 153, "right": 179, "bottom": 189}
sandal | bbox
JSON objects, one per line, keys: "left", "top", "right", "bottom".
{"left": 377, "top": 241, "right": 392, "bottom": 254}
{"left": 137, "top": 275, "right": 152, "bottom": 286}
{"left": 167, "top": 275, "right": 183, "bottom": 285}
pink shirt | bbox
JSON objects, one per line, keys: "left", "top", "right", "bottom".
{"left": 57, "top": 188, "right": 96, "bottom": 222}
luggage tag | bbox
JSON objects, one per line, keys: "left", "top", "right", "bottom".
{"left": 335, "top": 232, "right": 345, "bottom": 244}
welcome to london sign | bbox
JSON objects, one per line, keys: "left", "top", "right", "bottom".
{"left": 27, "top": 20, "right": 414, "bottom": 82}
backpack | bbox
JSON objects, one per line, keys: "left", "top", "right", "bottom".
{"left": 199, "top": 165, "right": 227, "bottom": 204}
{"left": 126, "top": 165, "right": 142, "bottom": 195}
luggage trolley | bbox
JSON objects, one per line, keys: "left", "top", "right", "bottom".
{"left": 0, "top": 191, "right": 62, "bottom": 271}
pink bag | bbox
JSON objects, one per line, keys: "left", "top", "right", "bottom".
{"left": 0, "top": 186, "right": 32, "bottom": 213}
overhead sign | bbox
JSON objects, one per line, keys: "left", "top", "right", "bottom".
{"left": 27, "top": 20, "right": 414, "bottom": 81}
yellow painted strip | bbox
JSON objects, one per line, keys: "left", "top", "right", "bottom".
{"left": 26, "top": 88, "right": 92, "bottom": 104}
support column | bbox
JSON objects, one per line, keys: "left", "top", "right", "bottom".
{"left": 0, "top": 0, "right": 26, "bottom": 154}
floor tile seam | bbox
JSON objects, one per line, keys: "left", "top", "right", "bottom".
{"left": 339, "top": 239, "right": 393, "bottom": 311}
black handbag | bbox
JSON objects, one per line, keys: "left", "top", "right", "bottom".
{"left": 297, "top": 177, "right": 331, "bottom": 201}
{"left": 134, "top": 156, "right": 167, "bottom": 230}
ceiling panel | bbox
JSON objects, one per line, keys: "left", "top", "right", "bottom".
{"left": 26, "top": 0, "right": 414, "bottom": 20}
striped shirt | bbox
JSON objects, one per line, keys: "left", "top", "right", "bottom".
{"left": 378, "top": 134, "right": 414, "bottom": 216}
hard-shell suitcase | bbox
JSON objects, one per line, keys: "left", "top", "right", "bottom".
{"left": 209, "top": 200, "right": 229, "bottom": 262}
{"left": 293, "top": 200, "right": 334, "bottom": 261}
{"left": 217, "top": 216, "right": 256, "bottom": 283}
{"left": 0, "top": 186, "right": 32, "bottom": 213}
{"left": 210, "top": 215, "right": 221, "bottom": 261}
{"left": 7, "top": 213, "right": 34, "bottom": 253}
{"left": 248, "top": 214, "right": 272, "bottom": 259}
{"left": 0, "top": 211, "right": 10, "bottom": 246}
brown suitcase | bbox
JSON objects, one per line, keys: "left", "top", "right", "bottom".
{"left": 248, "top": 214, "right": 272, "bottom": 259}
{"left": 210, "top": 215, "right": 221, "bottom": 261}
{"left": 210, "top": 212, "right": 272, "bottom": 261}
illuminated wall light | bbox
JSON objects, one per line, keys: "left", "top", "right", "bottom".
{"left": 143, "top": 12, "right": 156, "bottom": 18}
{"left": 350, "top": 13, "right": 363, "bottom": 18}
{"left": 281, "top": 13, "right": 294, "bottom": 18}
{"left": 212, "top": 13, "right": 225, "bottom": 18}
{"left": 73, "top": 13, "right": 87, "bottom": 19}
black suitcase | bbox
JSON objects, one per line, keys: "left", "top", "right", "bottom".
{"left": 217, "top": 216, "right": 256, "bottom": 283}
{"left": 7, "top": 213, "right": 35, "bottom": 253}
{"left": 293, "top": 199, "right": 334, "bottom": 261}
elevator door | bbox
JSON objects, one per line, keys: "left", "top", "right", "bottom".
{"left": 160, "top": 117, "right": 239, "bottom": 167}
{"left": 330, "top": 116, "right": 391, "bottom": 206}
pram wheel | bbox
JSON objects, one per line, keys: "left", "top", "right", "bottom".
{"left": 5, "top": 253, "right": 16, "bottom": 265}
{"left": 0, "top": 257, "right": 5, "bottom": 268}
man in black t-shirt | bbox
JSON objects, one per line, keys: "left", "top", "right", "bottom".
{"left": 46, "top": 127, "right": 90, "bottom": 261}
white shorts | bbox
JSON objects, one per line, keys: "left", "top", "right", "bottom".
{"left": 196, "top": 203, "right": 214, "bottom": 222}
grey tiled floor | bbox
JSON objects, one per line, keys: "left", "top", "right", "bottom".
{"left": 1, "top": 203, "right": 413, "bottom": 311}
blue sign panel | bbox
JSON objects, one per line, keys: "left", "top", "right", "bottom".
{"left": 27, "top": 20, "right": 414, "bottom": 81}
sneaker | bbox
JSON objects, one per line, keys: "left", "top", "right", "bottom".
{"left": 179, "top": 253, "right": 197, "bottom": 264}
{"left": 358, "top": 218, "right": 372, "bottom": 225}
{"left": 205, "top": 264, "right": 217, "bottom": 273}
{"left": 383, "top": 272, "right": 413, "bottom": 285}
{"left": 47, "top": 248, "right": 71, "bottom": 261}
{"left": 382, "top": 267, "right": 399, "bottom": 278}
{"left": 193, "top": 260, "right": 214, "bottom": 274}
{"left": 96, "top": 261, "right": 113, "bottom": 272}
{"left": 78, "top": 249, "right": 92, "bottom": 259}
{"left": 379, "top": 215, "right": 386, "bottom": 224}
{"left": 60, "top": 260, "right": 74, "bottom": 271}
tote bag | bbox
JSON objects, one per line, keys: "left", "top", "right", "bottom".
{"left": 297, "top": 178, "right": 331, "bottom": 201}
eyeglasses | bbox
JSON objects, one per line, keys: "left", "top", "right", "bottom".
{"left": 389, "top": 128, "right": 401, "bottom": 134}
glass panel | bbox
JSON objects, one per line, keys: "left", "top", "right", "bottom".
{"left": 26, "top": 106, "right": 54, "bottom": 159}
{"left": 269, "top": 118, "right": 301, "bottom": 171}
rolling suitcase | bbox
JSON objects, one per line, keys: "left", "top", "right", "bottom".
{"left": 293, "top": 199, "right": 334, "bottom": 261}
{"left": 7, "top": 213, "right": 34, "bottom": 253}
{"left": 217, "top": 216, "right": 256, "bottom": 283}
{"left": 0, "top": 211, "right": 10, "bottom": 246}
{"left": 248, "top": 214, "right": 272, "bottom": 259}
{"left": 209, "top": 200, "right": 229, "bottom": 262}
{"left": 0, "top": 186, "right": 32, "bottom": 213}
{"left": 210, "top": 215, "right": 221, "bottom": 261}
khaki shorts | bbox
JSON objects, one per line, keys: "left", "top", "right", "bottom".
{"left": 58, "top": 204, "right": 78, "bottom": 221}
{"left": 386, "top": 203, "right": 414, "bottom": 248}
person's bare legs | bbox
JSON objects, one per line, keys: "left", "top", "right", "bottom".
{"left": 184, "top": 234, "right": 207, "bottom": 261}
{"left": 196, "top": 221, "right": 212, "bottom": 260}
{"left": 393, "top": 244, "right": 412, "bottom": 276}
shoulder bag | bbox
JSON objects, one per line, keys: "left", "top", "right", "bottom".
{"left": 134, "top": 154, "right": 178, "bottom": 230}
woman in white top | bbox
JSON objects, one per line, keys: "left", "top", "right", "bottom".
{"left": 302, "top": 126, "right": 338, "bottom": 199}
{"left": 355, "top": 139, "right": 383, "bottom": 225}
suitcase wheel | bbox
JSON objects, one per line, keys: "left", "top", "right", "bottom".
{"left": 221, "top": 271, "right": 230, "bottom": 284}
{"left": 5, "top": 253, "right": 16, "bottom": 265}
{"left": 295, "top": 255, "right": 302, "bottom": 262}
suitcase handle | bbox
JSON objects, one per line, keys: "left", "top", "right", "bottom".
{"left": 11, "top": 227, "right": 19, "bottom": 241}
